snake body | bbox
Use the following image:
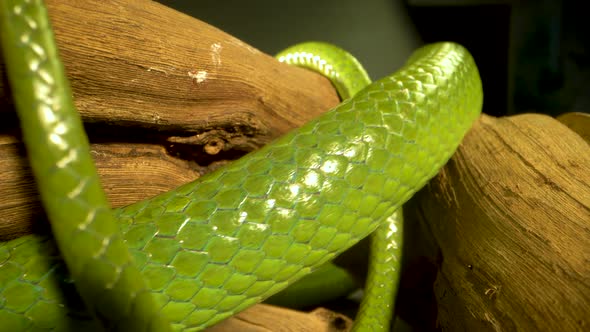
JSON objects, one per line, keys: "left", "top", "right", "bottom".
{"left": 0, "top": 0, "right": 483, "bottom": 331}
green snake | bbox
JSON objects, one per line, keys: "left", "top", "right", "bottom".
{"left": 0, "top": 0, "right": 483, "bottom": 331}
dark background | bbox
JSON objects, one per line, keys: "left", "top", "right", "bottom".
{"left": 157, "top": 0, "right": 589, "bottom": 118}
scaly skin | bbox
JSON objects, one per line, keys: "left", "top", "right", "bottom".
{"left": 278, "top": 43, "right": 403, "bottom": 331}
{"left": 276, "top": 42, "right": 371, "bottom": 100}
{"left": 0, "top": 0, "right": 483, "bottom": 331}
{"left": 352, "top": 212, "right": 403, "bottom": 331}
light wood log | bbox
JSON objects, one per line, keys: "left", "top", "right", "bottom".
{"left": 401, "top": 113, "right": 590, "bottom": 331}
{"left": 206, "top": 305, "right": 352, "bottom": 332}
{"left": 0, "top": 0, "right": 339, "bottom": 239}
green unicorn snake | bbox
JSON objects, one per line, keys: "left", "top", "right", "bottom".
{"left": 0, "top": 0, "right": 483, "bottom": 330}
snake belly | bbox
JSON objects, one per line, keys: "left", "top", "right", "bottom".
{"left": 0, "top": 0, "right": 483, "bottom": 331}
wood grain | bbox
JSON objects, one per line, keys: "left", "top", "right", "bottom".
{"left": 0, "top": 0, "right": 339, "bottom": 239}
{"left": 401, "top": 113, "right": 590, "bottom": 331}
{"left": 1, "top": 0, "right": 339, "bottom": 136}
{"left": 206, "top": 305, "right": 352, "bottom": 332}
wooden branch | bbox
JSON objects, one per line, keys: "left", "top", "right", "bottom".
{"left": 206, "top": 305, "right": 352, "bottom": 332}
{"left": 0, "top": 0, "right": 339, "bottom": 239}
{"left": 400, "top": 113, "right": 590, "bottom": 331}
{"left": 0, "top": 136, "right": 208, "bottom": 238}
{"left": 0, "top": 0, "right": 338, "bottom": 136}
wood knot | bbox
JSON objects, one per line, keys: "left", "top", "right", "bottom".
{"left": 310, "top": 307, "right": 353, "bottom": 331}
{"left": 204, "top": 138, "right": 224, "bottom": 155}
{"left": 330, "top": 315, "right": 349, "bottom": 331}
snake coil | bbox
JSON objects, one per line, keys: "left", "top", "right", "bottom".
{"left": 0, "top": 0, "right": 483, "bottom": 330}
